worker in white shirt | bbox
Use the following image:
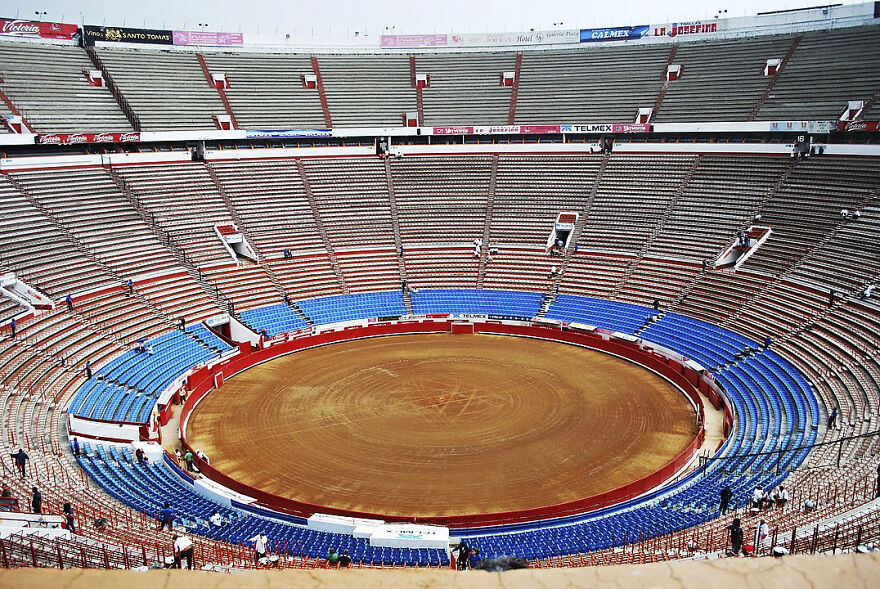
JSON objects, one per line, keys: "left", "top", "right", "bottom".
{"left": 772, "top": 485, "right": 790, "bottom": 509}
{"left": 755, "top": 519, "right": 770, "bottom": 553}
{"left": 751, "top": 486, "right": 765, "bottom": 511}
{"left": 209, "top": 510, "right": 223, "bottom": 526}
{"left": 173, "top": 534, "right": 194, "bottom": 569}
{"left": 254, "top": 533, "right": 268, "bottom": 565}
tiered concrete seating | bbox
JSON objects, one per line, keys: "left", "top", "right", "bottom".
{"left": 418, "top": 53, "right": 514, "bottom": 125}
{"left": 515, "top": 45, "right": 668, "bottom": 123}
{"left": 318, "top": 54, "right": 415, "bottom": 126}
{"left": 335, "top": 249, "right": 400, "bottom": 293}
{"left": 756, "top": 26, "right": 880, "bottom": 120}
{"left": 490, "top": 155, "right": 600, "bottom": 245}
{"left": 301, "top": 158, "right": 394, "bottom": 248}
{"left": 8, "top": 168, "right": 181, "bottom": 279}
{"left": 647, "top": 155, "right": 790, "bottom": 261}
{"left": 134, "top": 272, "right": 220, "bottom": 324}
{"left": 0, "top": 176, "right": 116, "bottom": 296}
{"left": 656, "top": 36, "right": 794, "bottom": 122}
{"left": 579, "top": 155, "right": 696, "bottom": 253}
{"left": 113, "top": 163, "right": 237, "bottom": 266}
{"left": 788, "top": 198, "right": 880, "bottom": 291}
{"left": 392, "top": 156, "right": 491, "bottom": 245}
{"left": 0, "top": 42, "right": 130, "bottom": 132}
{"left": 1, "top": 152, "right": 879, "bottom": 571}
{"left": 402, "top": 247, "right": 479, "bottom": 289}
{"left": 209, "top": 160, "right": 324, "bottom": 255}
{"left": 560, "top": 252, "right": 630, "bottom": 299}
{"left": 482, "top": 247, "right": 557, "bottom": 291}
{"left": 202, "top": 263, "right": 280, "bottom": 312}
{"left": 267, "top": 255, "right": 342, "bottom": 299}
{"left": 201, "top": 51, "right": 324, "bottom": 128}
{"left": 96, "top": 47, "right": 225, "bottom": 130}
{"left": 744, "top": 157, "right": 880, "bottom": 276}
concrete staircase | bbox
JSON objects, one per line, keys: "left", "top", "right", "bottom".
{"left": 295, "top": 159, "right": 349, "bottom": 295}
{"left": 476, "top": 155, "right": 500, "bottom": 289}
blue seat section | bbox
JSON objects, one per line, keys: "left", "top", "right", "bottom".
{"left": 78, "top": 445, "right": 449, "bottom": 568}
{"left": 545, "top": 295, "right": 655, "bottom": 333}
{"left": 239, "top": 304, "right": 308, "bottom": 336}
{"left": 411, "top": 289, "right": 542, "bottom": 319}
{"left": 187, "top": 324, "right": 234, "bottom": 352}
{"left": 458, "top": 345, "right": 817, "bottom": 561}
{"left": 296, "top": 291, "right": 407, "bottom": 326}
{"left": 68, "top": 331, "right": 222, "bottom": 424}
{"left": 640, "top": 313, "right": 758, "bottom": 369}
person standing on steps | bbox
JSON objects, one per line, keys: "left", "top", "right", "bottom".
{"left": 31, "top": 487, "right": 41, "bottom": 513}
{"left": 10, "top": 448, "right": 28, "bottom": 477}
{"left": 66, "top": 294, "right": 74, "bottom": 312}
{"left": 728, "top": 518, "right": 744, "bottom": 556}
{"left": 720, "top": 485, "right": 733, "bottom": 514}
{"left": 828, "top": 406, "right": 839, "bottom": 429}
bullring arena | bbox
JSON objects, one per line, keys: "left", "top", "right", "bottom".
{"left": 0, "top": 2, "right": 879, "bottom": 587}
{"left": 186, "top": 333, "right": 697, "bottom": 517}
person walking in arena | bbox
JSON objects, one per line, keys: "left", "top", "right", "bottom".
{"left": 63, "top": 502, "right": 76, "bottom": 534}
{"left": 719, "top": 485, "right": 733, "bottom": 514}
{"left": 31, "top": 487, "right": 41, "bottom": 513}
{"left": 254, "top": 533, "right": 268, "bottom": 565}
{"left": 157, "top": 502, "right": 174, "bottom": 531}
{"left": 727, "top": 518, "right": 744, "bottom": 556}
{"left": 10, "top": 448, "right": 28, "bottom": 477}
{"left": 828, "top": 406, "right": 839, "bottom": 429}
{"left": 173, "top": 534, "right": 194, "bottom": 569}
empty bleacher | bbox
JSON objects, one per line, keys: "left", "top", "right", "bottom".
{"left": 0, "top": 42, "right": 130, "bottom": 132}
{"left": 756, "top": 26, "right": 880, "bottom": 121}
{"left": 201, "top": 51, "right": 325, "bottom": 128}
{"left": 96, "top": 47, "right": 225, "bottom": 130}
{"left": 515, "top": 44, "right": 668, "bottom": 123}
{"left": 318, "top": 54, "right": 415, "bottom": 127}
{"left": 418, "top": 53, "right": 514, "bottom": 125}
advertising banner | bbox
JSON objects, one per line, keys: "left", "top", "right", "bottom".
{"left": 837, "top": 120, "right": 880, "bottom": 132}
{"left": 561, "top": 124, "right": 652, "bottom": 133}
{"left": 579, "top": 25, "right": 649, "bottom": 43}
{"left": 83, "top": 25, "right": 173, "bottom": 46}
{"left": 433, "top": 126, "right": 474, "bottom": 135}
{"left": 245, "top": 129, "right": 333, "bottom": 138}
{"left": 449, "top": 29, "right": 580, "bottom": 47}
{"left": 769, "top": 121, "right": 836, "bottom": 133}
{"left": 650, "top": 20, "right": 720, "bottom": 39}
{"left": 0, "top": 17, "right": 79, "bottom": 40}
{"left": 38, "top": 132, "right": 141, "bottom": 145}
{"left": 172, "top": 30, "right": 243, "bottom": 46}
{"left": 432, "top": 125, "right": 563, "bottom": 135}
{"left": 380, "top": 34, "right": 447, "bottom": 48}
{"left": 432, "top": 124, "right": 649, "bottom": 136}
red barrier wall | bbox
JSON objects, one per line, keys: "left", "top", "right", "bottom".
{"left": 179, "top": 320, "right": 713, "bottom": 528}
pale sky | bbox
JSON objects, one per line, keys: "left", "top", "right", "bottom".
{"left": 2, "top": 0, "right": 865, "bottom": 35}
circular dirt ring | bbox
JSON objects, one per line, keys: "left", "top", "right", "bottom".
{"left": 186, "top": 333, "right": 697, "bottom": 518}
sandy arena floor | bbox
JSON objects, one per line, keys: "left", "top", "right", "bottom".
{"left": 186, "top": 333, "right": 697, "bottom": 517}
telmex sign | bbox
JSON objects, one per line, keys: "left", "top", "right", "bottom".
{"left": 561, "top": 124, "right": 652, "bottom": 133}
